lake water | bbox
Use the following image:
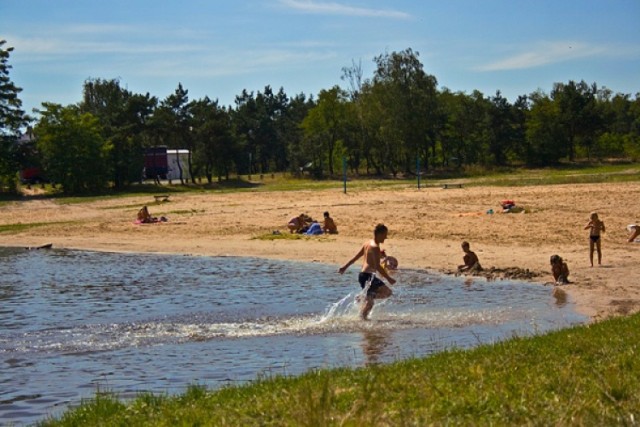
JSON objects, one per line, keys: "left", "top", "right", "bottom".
{"left": 0, "top": 247, "right": 587, "bottom": 425}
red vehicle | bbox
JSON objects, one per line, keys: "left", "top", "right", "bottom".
{"left": 144, "top": 147, "right": 168, "bottom": 180}
{"left": 20, "top": 167, "right": 48, "bottom": 184}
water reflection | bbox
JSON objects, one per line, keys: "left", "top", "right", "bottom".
{"left": 361, "top": 329, "right": 393, "bottom": 365}
{"left": 552, "top": 287, "right": 568, "bottom": 307}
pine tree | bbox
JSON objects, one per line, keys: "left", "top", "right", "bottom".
{"left": 0, "top": 40, "right": 29, "bottom": 193}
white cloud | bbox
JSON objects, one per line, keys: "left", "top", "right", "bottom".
{"left": 476, "top": 41, "right": 638, "bottom": 71}
{"left": 137, "top": 48, "right": 339, "bottom": 79}
{"left": 278, "top": 0, "right": 412, "bottom": 19}
{"left": 7, "top": 34, "right": 204, "bottom": 60}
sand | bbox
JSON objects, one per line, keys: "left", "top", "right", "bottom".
{"left": 2, "top": 181, "right": 639, "bottom": 321}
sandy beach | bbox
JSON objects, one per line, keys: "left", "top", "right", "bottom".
{"left": 2, "top": 181, "right": 639, "bottom": 321}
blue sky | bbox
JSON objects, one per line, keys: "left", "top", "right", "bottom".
{"left": 2, "top": 0, "right": 639, "bottom": 115}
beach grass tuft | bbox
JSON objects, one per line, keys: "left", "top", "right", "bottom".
{"left": 0, "top": 221, "right": 76, "bottom": 234}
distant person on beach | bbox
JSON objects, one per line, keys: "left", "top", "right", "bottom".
{"left": 550, "top": 254, "right": 570, "bottom": 284}
{"left": 322, "top": 211, "right": 338, "bottom": 234}
{"left": 136, "top": 206, "right": 167, "bottom": 224}
{"left": 338, "top": 223, "right": 396, "bottom": 320}
{"left": 457, "top": 241, "right": 482, "bottom": 272}
{"left": 137, "top": 206, "right": 154, "bottom": 223}
{"left": 287, "top": 214, "right": 306, "bottom": 233}
{"left": 627, "top": 224, "right": 640, "bottom": 243}
{"left": 584, "top": 212, "right": 605, "bottom": 266}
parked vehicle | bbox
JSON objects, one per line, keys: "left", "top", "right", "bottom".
{"left": 19, "top": 167, "right": 48, "bottom": 184}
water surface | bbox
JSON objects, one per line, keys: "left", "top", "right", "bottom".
{"left": 0, "top": 247, "right": 586, "bottom": 425}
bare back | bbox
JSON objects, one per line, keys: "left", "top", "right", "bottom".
{"left": 361, "top": 239, "right": 382, "bottom": 273}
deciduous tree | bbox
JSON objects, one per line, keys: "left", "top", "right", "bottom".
{"left": 34, "top": 103, "right": 111, "bottom": 194}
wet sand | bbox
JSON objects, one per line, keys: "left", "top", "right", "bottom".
{"left": 2, "top": 181, "right": 639, "bottom": 320}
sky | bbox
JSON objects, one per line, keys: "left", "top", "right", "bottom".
{"left": 2, "top": 0, "right": 639, "bottom": 115}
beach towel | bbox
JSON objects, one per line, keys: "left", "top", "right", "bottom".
{"left": 305, "top": 222, "right": 323, "bottom": 235}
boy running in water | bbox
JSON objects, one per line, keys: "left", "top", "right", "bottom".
{"left": 339, "top": 223, "right": 396, "bottom": 320}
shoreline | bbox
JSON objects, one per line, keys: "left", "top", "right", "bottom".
{"left": 2, "top": 182, "right": 639, "bottom": 321}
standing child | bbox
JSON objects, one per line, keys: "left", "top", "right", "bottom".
{"left": 584, "top": 212, "right": 605, "bottom": 266}
{"left": 338, "top": 223, "right": 396, "bottom": 320}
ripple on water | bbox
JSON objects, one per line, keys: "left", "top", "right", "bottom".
{"left": 0, "top": 247, "right": 587, "bottom": 425}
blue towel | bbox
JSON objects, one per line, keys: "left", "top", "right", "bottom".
{"left": 305, "top": 222, "right": 323, "bottom": 235}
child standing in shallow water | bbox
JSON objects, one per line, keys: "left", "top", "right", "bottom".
{"left": 584, "top": 212, "right": 605, "bottom": 267}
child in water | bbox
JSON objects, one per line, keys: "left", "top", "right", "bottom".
{"left": 458, "top": 241, "right": 482, "bottom": 272}
{"left": 339, "top": 224, "right": 396, "bottom": 320}
{"left": 550, "top": 255, "right": 570, "bottom": 284}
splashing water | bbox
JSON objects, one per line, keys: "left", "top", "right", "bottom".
{"left": 0, "top": 247, "right": 586, "bottom": 425}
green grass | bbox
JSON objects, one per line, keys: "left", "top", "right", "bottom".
{"left": 466, "top": 163, "right": 640, "bottom": 187}
{"left": 252, "top": 231, "right": 336, "bottom": 241}
{"left": 39, "top": 313, "right": 640, "bottom": 426}
{"left": 11, "top": 163, "right": 640, "bottom": 205}
{"left": 0, "top": 221, "right": 76, "bottom": 234}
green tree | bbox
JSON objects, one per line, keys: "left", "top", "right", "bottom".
{"left": 34, "top": 103, "right": 111, "bottom": 194}
{"left": 438, "top": 89, "right": 491, "bottom": 167}
{"left": 0, "top": 40, "right": 29, "bottom": 193}
{"left": 340, "top": 60, "right": 368, "bottom": 174}
{"left": 486, "top": 91, "right": 517, "bottom": 166}
{"left": 551, "top": 80, "right": 601, "bottom": 160}
{"left": 525, "top": 91, "right": 565, "bottom": 165}
{"left": 301, "top": 86, "right": 349, "bottom": 177}
{"left": 371, "top": 48, "right": 440, "bottom": 174}
{"left": 80, "top": 78, "right": 156, "bottom": 188}
{"left": 155, "top": 84, "right": 192, "bottom": 183}
{"left": 233, "top": 86, "right": 290, "bottom": 176}
{"left": 281, "top": 92, "right": 315, "bottom": 176}
{"left": 190, "top": 97, "right": 235, "bottom": 182}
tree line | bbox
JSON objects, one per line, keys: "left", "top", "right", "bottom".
{"left": 2, "top": 41, "right": 639, "bottom": 194}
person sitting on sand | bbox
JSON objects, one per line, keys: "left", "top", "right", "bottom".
{"left": 458, "top": 241, "right": 482, "bottom": 272}
{"left": 627, "top": 224, "right": 640, "bottom": 243}
{"left": 137, "top": 206, "right": 167, "bottom": 224}
{"left": 322, "top": 211, "right": 338, "bottom": 234}
{"left": 287, "top": 214, "right": 306, "bottom": 233}
{"left": 137, "top": 206, "right": 155, "bottom": 223}
{"left": 550, "top": 255, "right": 570, "bottom": 284}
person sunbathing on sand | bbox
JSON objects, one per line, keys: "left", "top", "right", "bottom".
{"left": 136, "top": 206, "right": 167, "bottom": 224}
{"left": 458, "top": 241, "right": 482, "bottom": 272}
{"left": 137, "top": 206, "right": 155, "bottom": 223}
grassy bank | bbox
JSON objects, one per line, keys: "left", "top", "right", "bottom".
{"left": 12, "top": 163, "right": 640, "bottom": 203}
{"left": 40, "top": 313, "right": 640, "bottom": 426}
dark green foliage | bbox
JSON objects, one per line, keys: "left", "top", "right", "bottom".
{"left": 34, "top": 103, "right": 111, "bottom": 194}
{"left": 20, "top": 47, "right": 640, "bottom": 193}
{"left": 0, "top": 40, "right": 29, "bottom": 193}
{"left": 80, "top": 78, "right": 157, "bottom": 189}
